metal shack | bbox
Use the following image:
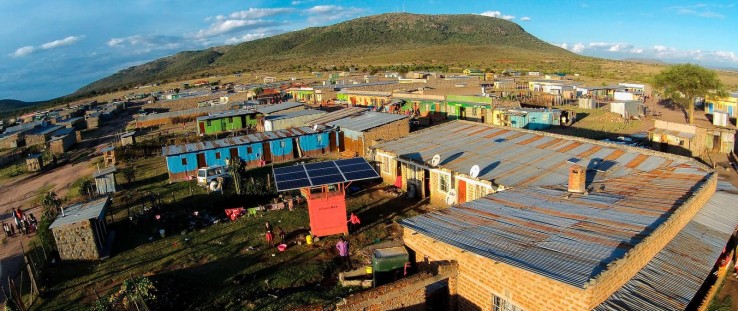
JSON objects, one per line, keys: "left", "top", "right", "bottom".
{"left": 507, "top": 108, "right": 562, "bottom": 130}
{"left": 263, "top": 109, "right": 326, "bottom": 132}
{"left": 50, "top": 196, "right": 110, "bottom": 261}
{"left": 327, "top": 112, "right": 410, "bottom": 157}
{"left": 610, "top": 100, "right": 644, "bottom": 119}
{"left": 196, "top": 110, "right": 261, "bottom": 135}
{"left": 162, "top": 126, "right": 336, "bottom": 181}
{"left": 93, "top": 166, "right": 117, "bottom": 195}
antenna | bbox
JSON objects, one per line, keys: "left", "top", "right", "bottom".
{"left": 470, "top": 165, "right": 480, "bottom": 179}
{"left": 313, "top": 124, "right": 318, "bottom": 131}
{"left": 431, "top": 154, "right": 441, "bottom": 167}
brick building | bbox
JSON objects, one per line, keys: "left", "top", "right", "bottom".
{"left": 327, "top": 111, "right": 410, "bottom": 157}
{"left": 50, "top": 196, "right": 110, "bottom": 261}
{"left": 371, "top": 121, "right": 738, "bottom": 311}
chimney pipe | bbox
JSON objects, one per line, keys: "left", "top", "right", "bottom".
{"left": 568, "top": 165, "right": 586, "bottom": 193}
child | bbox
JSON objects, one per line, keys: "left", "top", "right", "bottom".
{"left": 265, "top": 230, "right": 275, "bottom": 246}
{"left": 277, "top": 227, "right": 286, "bottom": 244}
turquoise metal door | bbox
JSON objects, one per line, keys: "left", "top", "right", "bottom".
{"left": 707, "top": 102, "right": 714, "bottom": 114}
{"left": 729, "top": 105, "right": 734, "bottom": 117}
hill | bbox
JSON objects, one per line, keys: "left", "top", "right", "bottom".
{"left": 0, "top": 99, "right": 45, "bottom": 116}
{"left": 76, "top": 13, "right": 583, "bottom": 96}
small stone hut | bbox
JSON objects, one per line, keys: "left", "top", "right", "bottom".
{"left": 50, "top": 196, "right": 110, "bottom": 261}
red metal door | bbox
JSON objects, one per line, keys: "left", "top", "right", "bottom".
{"left": 458, "top": 179, "right": 467, "bottom": 203}
{"left": 198, "top": 121, "right": 205, "bottom": 134}
{"left": 196, "top": 153, "right": 206, "bottom": 168}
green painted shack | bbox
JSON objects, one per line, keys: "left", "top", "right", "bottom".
{"left": 444, "top": 95, "right": 494, "bottom": 123}
{"left": 196, "top": 110, "right": 262, "bottom": 135}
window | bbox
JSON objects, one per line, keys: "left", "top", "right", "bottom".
{"left": 228, "top": 117, "right": 233, "bottom": 123}
{"left": 381, "top": 156, "right": 391, "bottom": 174}
{"left": 181, "top": 158, "right": 188, "bottom": 166}
{"left": 438, "top": 174, "right": 450, "bottom": 193}
{"left": 247, "top": 146, "right": 253, "bottom": 153}
{"left": 215, "top": 152, "right": 221, "bottom": 160}
{"left": 207, "top": 120, "right": 212, "bottom": 127}
{"left": 493, "top": 295, "right": 524, "bottom": 311}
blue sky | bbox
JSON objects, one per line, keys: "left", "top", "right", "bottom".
{"left": 1, "top": 0, "right": 737, "bottom": 101}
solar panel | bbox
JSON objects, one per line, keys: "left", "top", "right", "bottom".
{"left": 273, "top": 158, "right": 380, "bottom": 191}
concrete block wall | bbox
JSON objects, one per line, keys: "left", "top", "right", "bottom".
{"left": 52, "top": 220, "right": 102, "bottom": 261}
{"left": 363, "top": 119, "right": 410, "bottom": 155}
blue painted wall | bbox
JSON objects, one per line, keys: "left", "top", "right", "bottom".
{"left": 269, "top": 138, "right": 293, "bottom": 157}
{"left": 299, "top": 132, "right": 330, "bottom": 152}
{"left": 166, "top": 153, "right": 199, "bottom": 174}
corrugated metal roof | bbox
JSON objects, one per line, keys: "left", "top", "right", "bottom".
{"left": 375, "top": 121, "right": 702, "bottom": 187}
{"left": 92, "top": 166, "right": 117, "bottom": 178}
{"left": 327, "top": 112, "right": 408, "bottom": 132}
{"left": 306, "top": 107, "right": 367, "bottom": 126}
{"left": 254, "top": 102, "right": 304, "bottom": 114}
{"left": 3, "top": 120, "right": 43, "bottom": 134}
{"left": 50, "top": 127, "right": 74, "bottom": 138}
{"left": 120, "top": 131, "right": 136, "bottom": 138}
{"left": 264, "top": 109, "right": 325, "bottom": 121}
{"left": 400, "top": 168, "right": 711, "bottom": 288}
{"left": 49, "top": 196, "right": 109, "bottom": 229}
{"left": 595, "top": 191, "right": 738, "bottom": 311}
{"left": 196, "top": 109, "right": 258, "bottom": 121}
{"left": 649, "top": 127, "right": 696, "bottom": 139}
{"left": 136, "top": 105, "right": 232, "bottom": 122}
{"left": 26, "top": 125, "right": 63, "bottom": 136}
{"left": 161, "top": 126, "right": 326, "bottom": 156}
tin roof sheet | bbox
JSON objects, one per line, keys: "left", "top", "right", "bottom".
{"left": 375, "top": 121, "right": 702, "bottom": 187}
{"left": 264, "top": 109, "right": 325, "bottom": 121}
{"left": 306, "top": 107, "right": 367, "bottom": 126}
{"left": 26, "top": 125, "right": 63, "bottom": 136}
{"left": 648, "top": 127, "right": 697, "bottom": 140}
{"left": 161, "top": 126, "right": 325, "bottom": 156}
{"left": 400, "top": 168, "right": 711, "bottom": 288}
{"left": 49, "top": 196, "right": 109, "bottom": 229}
{"left": 327, "top": 112, "right": 408, "bottom": 132}
{"left": 595, "top": 191, "right": 738, "bottom": 311}
{"left": 196, "top": 109, "right": 258, "bottom": 121}
{"left": 92, "top": 166, "right": 117, "bottom": 178}
{"left": 254, "top": 102, "right": 304, "bottom": 114}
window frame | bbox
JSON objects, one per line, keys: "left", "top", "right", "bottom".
{"left": 181, "top": 157, "right": 188, "bottom": 166}
{"left": 381, "top": 156, "right": 391, "bottom": 174}
{"left": 215, "top": 152, "right": 221, "bottom": 160}
{"left": 438, "top": 172, "right": 450, "bottom": 193}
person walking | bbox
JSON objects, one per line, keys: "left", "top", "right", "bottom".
{"left": 277, "top": 227, "right": 286, "bottom": 244}
{"left": 3, "top": 222, "right": 11, "bottom": 237}
{"left": 336, "top": 236, "right": 353, "bottom": 271}
{"left": 347, "top": 212, "right": 361, "bottom": 234}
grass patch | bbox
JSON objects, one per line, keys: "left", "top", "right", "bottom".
{"left": 33, "top": 154, "right": 427, "bottom": 310}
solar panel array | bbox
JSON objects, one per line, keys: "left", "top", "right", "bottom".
{"left": 273, "top": 158, "right": 380, "bottom": 191}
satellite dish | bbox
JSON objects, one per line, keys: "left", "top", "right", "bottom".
{"left": 446, "top": 189, "right": 457, "bottom": 206}
{"left": 431, "top": 154, "right": 441, "bottom": 167}
{"left": 312, "top": 124, "right": 318, "bottom": 131}
{"left": 470, "top": 165, "right": 480, "bottom": 178}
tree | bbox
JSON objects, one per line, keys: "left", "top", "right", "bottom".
{"left": 79, "top": 179, "right": 95, "bottom": 199}
{"left": 653, "top": 64, "right": 724, "bottom": 124}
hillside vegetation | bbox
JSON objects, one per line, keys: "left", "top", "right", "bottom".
{"left": 76, "top": 13, "right": 583, "bottom": 96}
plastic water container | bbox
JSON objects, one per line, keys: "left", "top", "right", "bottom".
{"left": 305, "top": 234, "right": 313, "bottom": 245}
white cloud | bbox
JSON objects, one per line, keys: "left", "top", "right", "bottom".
{"left": 224, "top": 33, "right": 268, "bottom": 45}
{"left": 571, "top": 43, "right": 585, "bottom": 53}
{"left": 11, "top": 46, "right": 35, "bottom": 58}
{"left": 480, "top": 10, "right": 515, "bottom": 20}
{"left": 107, "top": 34, "right": 185, "bottom": 54}
{"left": 670, "top": 4, "right": 727, "bottom": 18}
{"left": 40, "top": 35, "right": 85, "bottom": 50}
{"left": 558, "top": 41, "right": 738, "bottom": 65}
{"left": 520, "top": 16, "right": 531, "bottom": 21}
{"left": 9, "top": 35, "right": 85, "bottom": 58}
{"left": 227, "top": 8, "right": 294, "bottom": 20}
{"left": 195, "top": 19, "right": 272, "bottom": 38}
{"left": 306, "top": 5, "right": 365, "bottom": 23}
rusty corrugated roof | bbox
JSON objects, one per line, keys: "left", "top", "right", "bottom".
{"left": 399, "top": 167, "right": 712, "bottom": 288}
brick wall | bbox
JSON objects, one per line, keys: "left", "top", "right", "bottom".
{"left": 334, "top": 262, "right": 458, "bottom": 311}
{"left": 403, "top": 227, "right": 591, "bottom": 311}
{"left": 362, "top": 118, "right": 410, "bottom": 155}
{"left": 50, "top": 134, "right": 76, "bottom": 155}
{"left": 53, "top": 220, "right": 102, "bottom": 261}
